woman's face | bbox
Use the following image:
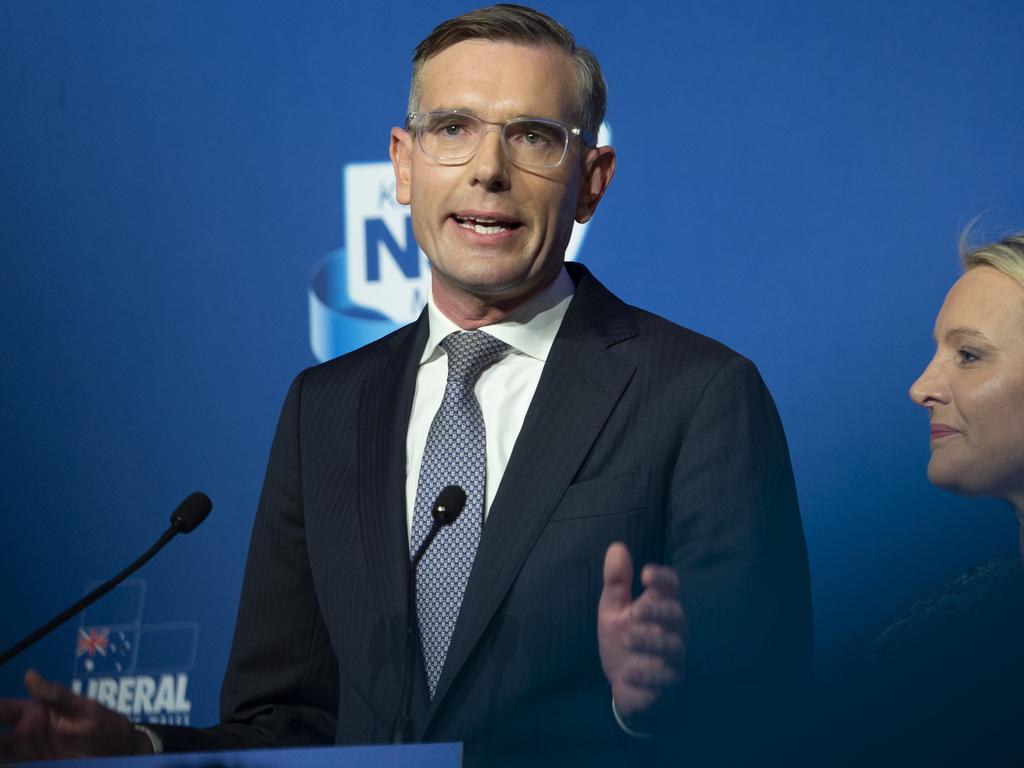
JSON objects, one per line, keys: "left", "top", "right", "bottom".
{"left": 910, "top": 266, "right": 1024, "bottom": 504}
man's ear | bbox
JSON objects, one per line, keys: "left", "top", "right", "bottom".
{"left": 390, "top": 127, "right": 413, "bottom": 205}
{"left": 575, "top": 146, "right": 616, "bottom": 223}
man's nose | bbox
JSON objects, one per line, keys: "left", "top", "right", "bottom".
{"left": 470, "top": 128, "right": 511, "bottom": 192}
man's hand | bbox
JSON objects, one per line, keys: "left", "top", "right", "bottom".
{"left": 0, "top": 670, "right": 151, "bottom": 762}
{"left": 598, "top": 542, "right": 686, "bottom": 721}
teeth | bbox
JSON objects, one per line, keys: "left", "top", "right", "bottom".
{"left": 455, "top": 216, "right": 510, "bottom": 234}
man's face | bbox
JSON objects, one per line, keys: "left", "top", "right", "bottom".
{"left": 391, "top": 40, "right": 613, "bottom": 319}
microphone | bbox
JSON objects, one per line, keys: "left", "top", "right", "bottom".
{"left": 0, "top": 492, "right": 213, "bottom": 668}
{"left": 170, "top": 492, "right": 213, "bottom": 533}
{"left": 392, "top": 485, "right": 467, "bottom": 743}
{"left": 413, "top": 485, "right": 466, "bottom": 569}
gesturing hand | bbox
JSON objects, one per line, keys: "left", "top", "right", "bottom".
{"left": 0, "top": 670, "right": 150, "bottom": 762}
{"left": 598, "top": 542, "right": 686, "bottom": 720}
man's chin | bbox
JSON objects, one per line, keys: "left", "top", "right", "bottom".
{"left": 436, "top": 265, "right": 538, "bottom": 298}
{"left": 432, "top": 269, "right": 560, "bottom": 318}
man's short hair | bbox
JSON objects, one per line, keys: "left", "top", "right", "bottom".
{"left": 408, "top": 3, "right": 607, "bottom": 141}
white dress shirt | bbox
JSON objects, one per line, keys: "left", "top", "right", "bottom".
{"left": 404, "top": 267, "right": 574, "bottom": 534}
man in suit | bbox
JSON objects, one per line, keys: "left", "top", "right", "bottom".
{"left": 0, "top": 5, "right": 811, "bottom": 765}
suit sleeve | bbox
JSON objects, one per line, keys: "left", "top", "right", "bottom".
{"left": 151, "top": 372, "right": 339, "bottom": 751}
{"left": 666, "top": 355, "right": 812, "bottom": 754}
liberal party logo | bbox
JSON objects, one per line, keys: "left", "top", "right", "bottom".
{"left": 70, "top": 579, "right": 198, "bottom": 726}
{"left": 308, "top": 124, "right": 611, "bottom": 363}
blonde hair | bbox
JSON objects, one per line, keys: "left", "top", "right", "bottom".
{"left": 407, "top": 4, "right": 607, "bottom": 140}
{"left": 960, "top": 231, "right": 1024, "bottom": 289}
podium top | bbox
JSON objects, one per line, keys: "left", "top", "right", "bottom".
{"left": 26, "top": 741, "right": 461, "bottom": 768}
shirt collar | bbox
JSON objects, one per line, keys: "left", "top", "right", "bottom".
{"left": 420, "top": 266, "right": 575, "bottom": 365}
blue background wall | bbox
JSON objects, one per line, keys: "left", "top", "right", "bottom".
{"left": 3, "top": 0, "right": 1023, "bottom": 727}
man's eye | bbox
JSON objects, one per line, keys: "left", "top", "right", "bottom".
{"left": 957, "top": 348, "right": 980, "bottom": 363}
{"left": 508, "top": 123, "right": 559, "bottom": 147}
{"left": 428, "top": 119, "right": 473, "bottom": 138}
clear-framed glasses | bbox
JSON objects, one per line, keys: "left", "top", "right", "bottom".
{"left": 406, "top": 110, "right": 595, "bottom": 169}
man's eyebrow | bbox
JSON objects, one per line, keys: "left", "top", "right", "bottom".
{"left": 425, "top": 107, "right": 557, "bottom": 121}
{"left": 429, "top": 106, "right": 480, "bottom": 116}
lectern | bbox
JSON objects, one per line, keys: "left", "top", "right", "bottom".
{"left": 27, "top": 742, "right": 461, "bottom": 767}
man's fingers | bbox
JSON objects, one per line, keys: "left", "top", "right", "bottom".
{"left": 623, "top": 655, "right": 681, "bottom": 688}
{"left": 0, "top": 699, "right": 56, "bottom": 762}
{"left": 23, "top": 671, "right": 81, "bottom": 717}
{"left": 626, "top": 624, "right": 685, "bottom": 657}
{"left": 641, "top": 564, "right": 679, "bottom": 597}
{"left": 600, "top": 542, "right": 634, "bottom": 612}
{"left": 630, "top": 593, "right": 684, "bottom": 626}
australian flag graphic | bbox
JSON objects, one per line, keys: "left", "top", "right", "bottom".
{"left": 73, "top": 580, "right": 143, "bottom": 678}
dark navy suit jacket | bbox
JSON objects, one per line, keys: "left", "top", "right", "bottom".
{"left": 157, "top": 263, "right": 812, "bottom": 765}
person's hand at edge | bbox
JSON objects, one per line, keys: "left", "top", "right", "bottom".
{"left": 0, "top": 669, "right": 151, "bottom": 762}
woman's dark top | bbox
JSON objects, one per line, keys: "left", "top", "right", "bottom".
{"left": 862, "top": 557, "right": 1024, "bottom": 766}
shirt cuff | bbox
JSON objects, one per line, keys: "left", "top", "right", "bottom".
{"left": 611, "top": 697, "right": 653, "bottom": 739}
{"left": 134, "top": 724, "right": 164, "bottom": 754}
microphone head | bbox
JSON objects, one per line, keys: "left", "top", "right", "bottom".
{"left": 170, "top": 492, "right": 212, "bottom": 533}
{"left": 432, "top": 485, "right": 466, "bottom": 526}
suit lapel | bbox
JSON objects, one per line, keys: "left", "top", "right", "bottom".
{"left": 423, "top": 265, "right": 639, "bottom": 726}
{"left": 356, "top": 315, "right": 429, "bottom": 701}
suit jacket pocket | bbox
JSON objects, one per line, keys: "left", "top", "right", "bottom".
{"left": 549, "top": 467, "right": 649, "bottom": 521}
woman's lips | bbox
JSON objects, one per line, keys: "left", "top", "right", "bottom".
{"left": 930, "top": 424, "right": 959, "bottom": 440}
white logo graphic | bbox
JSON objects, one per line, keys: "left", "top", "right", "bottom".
{"left": 70, "top": 580, "right": 198, "bottom": 726}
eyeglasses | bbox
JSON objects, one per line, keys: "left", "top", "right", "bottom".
{"left": 406, "top": 110, "right": 595, "bottom": 169}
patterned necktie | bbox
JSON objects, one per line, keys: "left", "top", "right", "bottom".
{"left": 410, "top": 330, "right": 510, "bottom": 698}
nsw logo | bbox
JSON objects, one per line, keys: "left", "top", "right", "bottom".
{"left": 70, "top": 579, "right": 198, "bottom": 726}
{"left": 308, "top": 124, "right": 611, "bottom": 362}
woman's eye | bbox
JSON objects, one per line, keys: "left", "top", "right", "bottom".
{"left": 956, "top": 349, "right": 980, "bottom": 363}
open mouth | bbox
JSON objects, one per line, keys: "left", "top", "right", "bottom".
{"left": 451, "top": 214, "right": 521, "bottom": 235}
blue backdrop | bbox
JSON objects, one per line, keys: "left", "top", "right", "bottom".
{"left": 3, "top": 0, "right": 1023, "bottom": 727}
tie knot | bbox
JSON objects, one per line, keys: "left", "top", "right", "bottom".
{"left": 440, "top": 331, "right": 510, "bottom": 384}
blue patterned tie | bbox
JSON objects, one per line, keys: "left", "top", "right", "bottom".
{"left": 410, "top": 330, "right": 510, "bottom": 698}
